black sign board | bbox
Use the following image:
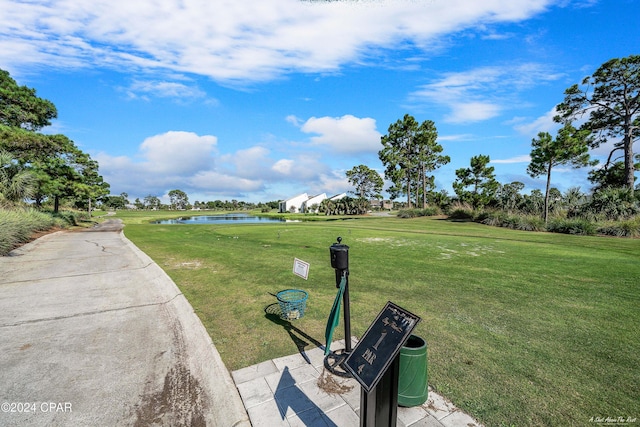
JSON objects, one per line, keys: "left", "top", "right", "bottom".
{"left": 344, "top": 301, "right": 420, "bottom": 393}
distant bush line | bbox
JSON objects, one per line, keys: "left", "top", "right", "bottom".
{"left": 3, "top": 198, "right": 639, "bottom": 257}
{"left": 398, "top": 204, "right": 640, "bottom": 237}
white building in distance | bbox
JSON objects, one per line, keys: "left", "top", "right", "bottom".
{"left": 279, "top": 193, "right": 308, "bottom": 213}
{"left": 278, "top": 192, "right": 346, "bottom": 213}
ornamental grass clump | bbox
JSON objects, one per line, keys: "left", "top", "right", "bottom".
{"left": 546, "top": 217, "right": 597, "bottom": 235}
{"left": 0, "top": 208, "right": 57, "bottom": 255}
{"left": 597, "top": 217, "right": 640, "bottom": 237}
{"left": 397, "top": 206, "right": 441, "bottom": 218}
{"left": 480, "top": 212, "right": 545, "bottom": 231}
{"left": 447, "top": 202, "right": 475, "bottom": 220}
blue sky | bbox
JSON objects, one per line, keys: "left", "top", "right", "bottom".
{"left": 1, "top": 0, "right": 638, "bottom": 204}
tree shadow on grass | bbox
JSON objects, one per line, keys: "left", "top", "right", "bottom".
{"left": 264, "top": 303, "right": 325, "bottom": 364}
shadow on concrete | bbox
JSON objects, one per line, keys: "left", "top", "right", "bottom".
{"left": 264, "top": 303, "right": 325, "bottom": 364}
{"left": 274, "top": 366, "right": 338, "bottom": 427}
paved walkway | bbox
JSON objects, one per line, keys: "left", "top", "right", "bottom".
{"left": 232, "top": 339, "right": 483, "bottom": 427}
{"left": 0, "top": 221, "right": 250, "bottom": 427}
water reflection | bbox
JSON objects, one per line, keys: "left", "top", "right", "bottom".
{"left": 153, "top": 213, "right": 287, "bottom": 224}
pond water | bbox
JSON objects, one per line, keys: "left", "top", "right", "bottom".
{"left": 153, "top": 213, "right": 287, "bottom": 224}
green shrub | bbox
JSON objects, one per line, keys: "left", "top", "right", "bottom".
{"left": 397, "top": 206, "right": 441, "bottom": 218}
{"left": 480, "top": 212, "right": 545, "bottom": 231}
{"left": 0, "top": 208, "right": 57, "bottom": 255}
{"left": 546, "top": 218, "right": 597, "bottom": 235}
{"left": 51, "top": 210, "right": 90, "bottom": 226}
{"left": 0, "top": 208, "right": 84, "bottom": 255}
{"left": 448, "top": 202, "right": 475, "bottom": 220}
{"left": 474, "top": 210, "right": 493, "bottom": 223}
{"left": 597, "top": 217, "right": 640, "bottom": 237}
{"left": 422, "top": 206, "right": 441, "bottom": 216}
{"left": 397, "top": 209, "right": 418, "bottom": 218}
{"left": 574, "top": 187, "right": 640, "bottom": 221}
{"left": 520, "top": 216, "right": 546, "bottom": 232}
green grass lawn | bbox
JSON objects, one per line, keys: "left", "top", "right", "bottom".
{"left": 117, "top": 211, "right": 640, "bottom": 426}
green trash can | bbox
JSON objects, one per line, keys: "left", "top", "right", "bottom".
{"left": 398, "top": 335, "right": 428, "bottom": 407}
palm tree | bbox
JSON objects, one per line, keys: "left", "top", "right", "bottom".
{"left": 0, "top": 150, "right": 35, "bottom": 206}
{"left": 320, "top": 199, "right": 335, "bottom": 215}
{"left": 562, "top": 187, "right": 585, "bottom": 216}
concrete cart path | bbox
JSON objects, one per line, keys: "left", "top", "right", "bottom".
{"left": 0, "top": 220, "right": 250, "bottom": 427}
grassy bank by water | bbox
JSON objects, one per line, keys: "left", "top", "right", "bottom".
{"left": 118, "top": 211, "right": 639, "bottom": 426}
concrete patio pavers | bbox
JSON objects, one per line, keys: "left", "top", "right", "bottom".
{"left": 232, "top": 339, "right": 484, "bottom": 427}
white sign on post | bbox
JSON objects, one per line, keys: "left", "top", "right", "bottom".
{"left": 293, "top": 258, "right": 310, "bottom": 280}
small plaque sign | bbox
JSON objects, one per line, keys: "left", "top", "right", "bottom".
{"left": 293, "top": 258, "right": 310, "bottom": 280}
{"left": 344, "top": 301, "right": 420, "bottom": 392}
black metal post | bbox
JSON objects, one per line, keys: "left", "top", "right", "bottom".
{"left": 325, "top": 237, "right": 352, "bottom": 376}
{"left": 342, "top": 271, "right": 352, "bottom": 353}
{"left": 360, "top": 355, "right": 399, "bottom": 427}
{"left": 330, "top": 237, "right": 351, "bottom": 350}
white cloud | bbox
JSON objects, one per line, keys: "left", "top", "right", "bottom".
{"left": 492, "top": 155, "right": 531, "bottom": 164}
{"left": 95, "top": 131, "right": 215, "bottom": 196}
{"left": 410, "top": 63, "right": 563, "bottom": 124}
{"left": 446, "top": 102, "right": 502, "bottom": 123}
{"left": 590, "top": 138, "right": 620, "bottom": 159}
{"left": 123, "top": 80, "right": 208, "bottom": 101}
{"left": 139, "top": 131, "right": 217, "bottom": 174}
{"left": 272, "top": 154, "right": 329, "bottom": 180}
{"left": 186, "top": 171, "right": 264, "bottom": 194}
{"left": 311, "top": 171, "right": 350, "bottom": 197}
{"left": 512, "top": 107, "right": 561, "bottom": 136}
{"left": 286, "top": 115, "right": 303, "bottom": 127}
{"left": 0, "top": 0, "right": 553, "bottom": 82}
{"left": 299, "top": 115, "right": 381, "bottom": 154}
{"left": 225, "top": 146, "right": 273, "bottom": 180}
{"left": 481, "top": 31, "right": 514, "bottom": 40}
{"left": 437, "top": 133, "right": 475, "bottom": 142}
{"left": 272, "top": 159, "right": 294, "bottom": 175}
{"left": 95, "top": 130, "right": 334, "bottom": 199}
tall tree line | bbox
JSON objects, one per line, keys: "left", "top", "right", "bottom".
{"left": 555, "top": 55, "right": 640, "bottom": 193}
{"left": 379, "top": 114, "right": 449, "bottom": 208}
{"left": 0, "top": 69, "right": 109, "bottom": 211}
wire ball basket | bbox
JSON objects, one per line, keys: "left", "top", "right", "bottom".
{"left": 276, "top": 289, "right": 308, "bottom": 320}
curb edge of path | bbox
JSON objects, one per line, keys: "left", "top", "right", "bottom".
{"left": 120, "top": 231, "right": 252, "bottom": 427}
